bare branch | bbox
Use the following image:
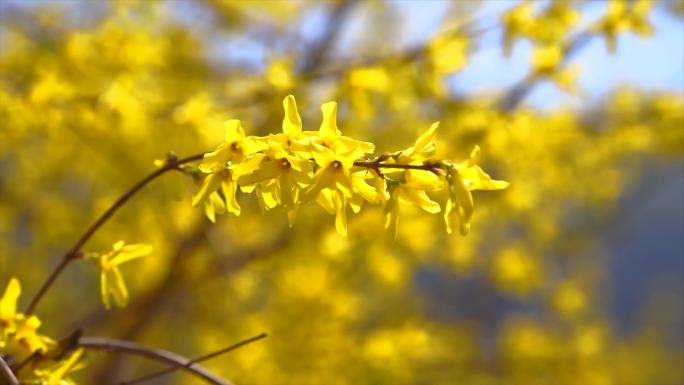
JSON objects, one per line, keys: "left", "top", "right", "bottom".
{"left": 120, "top": 333, "right": 268, "bottom": 385}
{"left": 0, "top": 356, "right": 19, "bottom": 385}
{"left": 25, "top": 152, "right": 206, "bottom": 315}
{"left": 498, "top": 31, "right": 593, "bottom": 111}
{"left": 300, "top": 0, "right": 359, "bottom": 72}
{"left": 77, "top": 337, "right": 232, "bottom": 385}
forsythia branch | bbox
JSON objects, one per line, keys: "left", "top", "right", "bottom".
{"left": 24, "top": 152, "right": 206, "bottom": 315}
{"left": 77, "top": 337, "right": 232, "bottom": 385}
{"left": 120, "top": 333, "right": 268, "bottom": 385}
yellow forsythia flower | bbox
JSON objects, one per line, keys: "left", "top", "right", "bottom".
{"left": 88, "top": 241, "right": 153, "bottom": 309}
{"left": 444, "top": 146, "right": 510, "bottom": 235}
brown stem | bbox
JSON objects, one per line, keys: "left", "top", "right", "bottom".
{"left": 353, "top": 160, "right": 443, "bottom": 175}
{"left": 120, "top": 333, "right": 267, "bottom": 385}
{"left": 0, "top": 356, "right": 18, "bottom": 385}
{"left": 77, "top": 337, "right": 231, "bottom": 385}
{"left": 24, "top": 153, "right": 205, "bottom": 315}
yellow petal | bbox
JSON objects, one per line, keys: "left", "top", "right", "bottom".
{"left": 383, "top": 189, "right": 400, "bottom": 241}
{"left": 316, "top": 188, "right": 336, "bottom": 215}
{"left": 221, "top": 178, "right": 241, "bottom": 216}
{"left": 282, "top": 95, "right": 302, "bottom": 137}
{"left": 192, "top": 172, "right": 223, "bottom": 207}
{"left": 224, "top": 119, "right": 245, "bottom": 143}
{"left": 109, "top": 243, "right": 153, "bottom": 266}
{"left": 237, "top": 159, "right": 282, "bottom": 186}
{"left": 100, "top": 271, "right": 110, "bottom": 310}
{"left": 399, "top": 188, "right": 441, "bottom": 214}
{"left": 0, "top": 277, "right": 21, "bottom": 320}
{"left": 319, "top": 101, "right": 340, "bottom": 139}
{"left": 110, "top": 268, "right": 129, "bottom": 308}
{"left": 333, "top": 192, "right": 348, "bottom": 236}
{"left": 411, "top": 121, "right": 439, "bottom": 159}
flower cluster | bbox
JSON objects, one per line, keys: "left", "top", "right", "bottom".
{"left": 1, "top": 278, "right": 83, "bottom": 384}
{"left": 192, "top": 95, "right": 509, "bottom": 237}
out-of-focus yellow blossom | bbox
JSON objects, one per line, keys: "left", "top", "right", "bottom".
{"left": 88, "top": 241, "right": 153, "bottom": 309}
{"left": 267, "top": 59, "right": 295, "bottom": 91}
{"left": 531, "top": 44, "right": 563, "bottom": 76}
{"left": 427, "top": 34, "right": 469, "bottom": 75}
{"left": 491, "top": 246, "right": 541, "bottom": 296}
{"left": 348, "top": 66, "right": 390, "bottom": 93}
{"left": 552, "top": 280, "right": 587, "bottom": 319}
{"left": 594, "top": 0, "right": 654, "bottom": 53}
{"left": 501, "top": 1, "right": 535, "bottom": 55}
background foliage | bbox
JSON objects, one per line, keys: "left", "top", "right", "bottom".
{"left": 1, "top": 1, "right": 683, "bottom": 384}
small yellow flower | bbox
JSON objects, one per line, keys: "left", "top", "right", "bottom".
{"left": 292, "top": 100, "right": 375, "bottom": 160}
{"left": 34, "top": 348, "right": 85, "bottom": 385}
{"left": 199, "top": 119, "right": 267, "bottom": 172}
{"left": 444, "top": 146, "right": 509, "bottom": 235}
{"left": 305, "top": 143, "right": 357, "bottom": 236}
{"left": 89, "top": 241, "right": 153, "bottom": 309}
{"left": 1, "top": 278, "right": 53, "bottom": 353}
{"left": 193, "top": 168, "right": 241, "bottom": 218}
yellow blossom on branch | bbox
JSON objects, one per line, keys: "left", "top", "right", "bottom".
{"left": 87, "top": 241, "right": 153, "bottom": 309}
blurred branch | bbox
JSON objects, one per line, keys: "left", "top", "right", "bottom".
{"left": 24, "top": 152, "right": 206, "bottom": 315}
{"left": 0, "top": 356, "right": 19, "bottom": 385}
{"left": 498, "top": 31, "right": 593, "bottom": 111}
{"left": 78, "top": 337, "right": 232, "bottom": 385}
{"left": 119, "top": 333, "right": 267, "bottom": 385}
{"left": 299, "top": 0, "right": 359, "bottom": 72}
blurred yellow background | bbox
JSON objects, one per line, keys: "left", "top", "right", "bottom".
{"left": 1, "top": 1, "right": 683, "bottom": 384}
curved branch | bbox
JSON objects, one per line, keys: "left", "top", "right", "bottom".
{"left": 25, "top": 152, "right": 206, "bottom": 315}
{"left": 77, "top": 337, "right": 231, "bottom": 385}
{"left": 120, "top": 333, "right": 267, "bottom": 385}
{"left": 0, "top": 356, "right": 19, "bottom": 385}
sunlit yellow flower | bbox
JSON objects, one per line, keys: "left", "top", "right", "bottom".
{"left": 444, "top": 146, "right": 509, "bottom": 235}
{"left": 237, "top": 141, "right": 313, "bottom": 225}
{"left": 383, "top": 122, "right": 443, "bottom": 238}
{"left": 1, "top": 278, "right": 52, "bottom": 353}
{"left": 266, "top": 59, "right": 295, "bottom": 91}
{"left": 193, "top": 168, "right": 241, "bottom": 219}
{"left": 293, "top": 100, "right": 375, "bottom": 160}
{"left": 89, "top": 241, "right": 153, "bottom": 309}
{"left": 199, "top": 119, "right": 268, "bottom": 172}
{"left": 305, "top": 142, "right": 357, "bottom": 236}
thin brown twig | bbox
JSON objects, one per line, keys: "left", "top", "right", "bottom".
{"left": 77, "top": 337, "right": 231, "bottom": 385}
{"left": 119, "top": 333, "right": 268, "bottom": 385}
{"left": 24, "top": 152, "right": 206, "bottom": 315}
{"left": 353, "top": 160, "right": 444, "bottom": 175}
